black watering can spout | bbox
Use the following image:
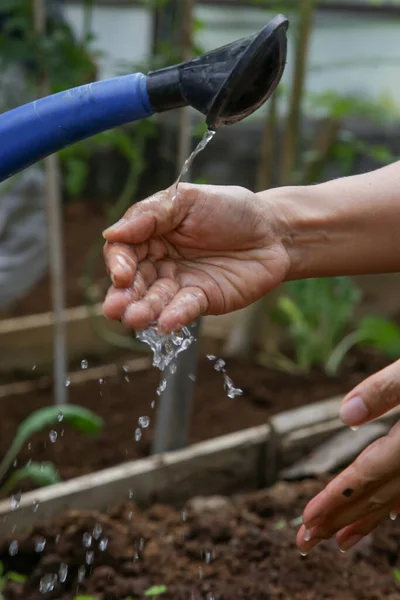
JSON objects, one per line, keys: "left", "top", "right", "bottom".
{"left": 0, "top": 14, "right": 288, "bottom": 183}
{"left": 146, "top": 14, "right": 289, "bottom": 130}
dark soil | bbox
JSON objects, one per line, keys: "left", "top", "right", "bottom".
{"left": 0, "top": 202, "right": 109, "bottom": 319}
{"left": 0, "top": 349, "right": 389, "bottom": 494}
{"left": 2, "top": 479, "right": 400, "bottom": 599}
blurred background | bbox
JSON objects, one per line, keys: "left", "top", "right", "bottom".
{"left": 0, "top": 0, "right": 399, "bottom": 495}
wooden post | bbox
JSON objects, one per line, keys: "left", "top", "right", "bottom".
{"left": 33, "top": 0, "right": 68, "bottom": 405}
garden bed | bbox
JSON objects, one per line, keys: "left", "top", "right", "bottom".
{"left": 2, "top": 478, "right": 400, "bottom": 599}
{"left": 0, "top": 348, "right": 389, "bottom": 495}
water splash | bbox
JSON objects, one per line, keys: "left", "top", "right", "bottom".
{"left": 39, "top": 573, "right": 57, "bottom": 593}
{"left": 58, "top": 563, "right": 68, "bottom": 583}
{"left": 136, "top": 325, "right": 195, "bottom": 372}
{"left": 82, "top": 532, "right": 92, "bottom": 548}
{"left": 138, "top": 416, "right": 150, "bottom": 428}
{"left": 93, "top": 523, "right": 102, "bottom": 540}
{"left": 9, "top": 540, "right": 18, "bottom": 556}
{"left": 35, "top": 537, "right": 46, "bottom": 552}
{"left": 10, "top": 492, "right": 21, "bottom": 511}
{"left": 207, "top": 355, "right": 243, "bottom": 399}
{"left": 99, "top": 537, "right": 108, "bottom": 551}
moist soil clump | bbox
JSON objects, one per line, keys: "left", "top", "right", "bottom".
{"left": 0, "top": 350, "right": 388, "bottom": 494}
{"left": 1, "top": 480, "right": 400, "bottom": 599}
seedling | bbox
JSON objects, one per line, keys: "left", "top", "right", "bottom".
{"left": 0, "top": 561, "right": 26, "bottom": 599}
{"left": 0, "top": 405, "right": 103, "bottom": 496}
{"left": 144, "top": 585, "right": 168, "bottom": 599}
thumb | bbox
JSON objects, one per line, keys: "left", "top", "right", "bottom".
{"left": 102, "top": 185, "right": 193, "bottom": 245}
{"left": 340, "top": 359, "right": 400, "bottom": 427}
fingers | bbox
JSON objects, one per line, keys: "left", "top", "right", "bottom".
{"left": 340, "top": 358, "right": 400, "bottom": 427}
{"left": 296, "top": 423, "right": 400, "bottom": 554}
{"left": 158, "top": 287, "right": 209, "bottom": 333}
{"left": 122, "top": 278, "right": 180, "bottom": 330}
{"left": 102, "top": 185, "right": 196, "bottom": 245}
{"left": 103, "top": 241, "right": 146, "bottom": 288}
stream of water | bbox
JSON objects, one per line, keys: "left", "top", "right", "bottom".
{"left": 136, "top": 128, "right": 242, "bottom": 399}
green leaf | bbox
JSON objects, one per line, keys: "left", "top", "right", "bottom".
{"left": 6, "top": 572, "right": 27, "bottom": 584}
{"left": 0, "top": 405, "right": 103, "bottom": 481}
{"left": 74, "top": 596, "right": 99, "bottom": 600}
{"left": 357, "top": 316, "right": 400, "bottom": 359}
{"left": 1, "top": 462, "right": 61, "bottom": 496}
{"left": 394, "top": 568, "right": 400, "bottom": 582}
{"left": 144, "top": 585, "right": 167, "bottom": 597}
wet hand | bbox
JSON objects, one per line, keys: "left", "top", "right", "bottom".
{"left": 297, "top": 359, "right": 400, "bottom": 555}
{"left": 102, "top": 183, "right": 289, "bottom": 332}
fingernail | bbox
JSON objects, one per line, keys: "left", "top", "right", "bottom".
{"left": 339, "top": 534, "right": 363, "bottom": 552}
{"left": 304, "top": 529, "right": 312, "bottom": 542}
{"left": 102, "top": 221, "right": 123, "bottom": 237}
{"left": 390, "top": 511, "right": 398, "bottom": 521}
{"left": 340, "top": 395, "right": 369, "bottom": 426}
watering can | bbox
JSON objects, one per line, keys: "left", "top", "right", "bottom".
{"left": 0, "top": 14, "right": 288, "bottom": 183}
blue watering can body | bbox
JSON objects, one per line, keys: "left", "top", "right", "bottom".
{"left": 0, "top": 14, "right": 289, "bottom": 184}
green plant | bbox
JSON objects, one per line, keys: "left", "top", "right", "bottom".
{"left": 145, "top": 585, "right": 168, "bottom": 598}
{"left": 393, "top": 568, "right": 400, "bottom": 583}
{"left": 0, "top": 561, "right": 26, "bottom": 599}
{"left": 0, "top": 405, "right": 103, "bottom": 494}
{"left": 275, "top": 277, "right": 362, "bottom": 375}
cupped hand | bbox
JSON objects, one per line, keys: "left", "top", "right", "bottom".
{"left": 102, "top": 183, "right": 290, "bottom": 332}
{"left": 297, "top": 358, "right": 400, "bottom": 555}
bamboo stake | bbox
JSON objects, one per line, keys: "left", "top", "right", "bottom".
{"left": 279, "top": 0, "right": 315, "bottom": 186}
{"left": 33, "top": 0, "right": 68, "bottom": 405}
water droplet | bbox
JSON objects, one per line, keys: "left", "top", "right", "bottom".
{"left": 169, "top": 363, "right": 177, "bottom": 374}
{"left": 223, "top": 373, "right": 243, "bottom": 399}
{"left": 9, "top": 540, "right": 18, "bottom": 556}
{"left": 10, "top": 492, "right": 21, "bottom": 511}
{"left": 156, "top": 378, "right": 167, "bottom": 396}
{"left": 206, "top": 593, "right": 215, "bottom": 600}
{"left": 214, "top": 358, "right": 226, "bottom": 372}
{"left": 128, "top": 489, "right": 134, "bottom": 500}
{"left": 58, "top": 563, "right": 68, "bottom": 583}
{"left": 300, "top": 551, "right": 308, "bottom": 557}
{"left": 127, "top": 511, "right": 133, "bottom": 521}
{"left": 32, "top": 365, "right": 36, "bottom": 371}
{"left": 182, "top": 509, "right": 188, "bottom": 522}
{"left": 304, "top": 529, "right": 312, "bottom": 542}
{"left": 99, "top": 538, "right": 108, "bottom": 551}
{"left": 205, "top": 551, "right": 212, "bottom": 564}
{"left": 98, "top": 378, "right": 104, "bottom": 385}
{"left": 39, "top": 573, "right": 57, "bottom": 593}
{"left": 136, "top": 325, "right": 194, "bottom": 372}
{"left": 54, "top": 534, "right": 60, "bottom": 544}
{"left": 206, "top": 354, "right": 217, "bottom": 361}
{"left": 124, "top": 375, "right": 130, "bottom": 382}
{"left": 81, "top": 359, "right": 88, "bottom": 369}
{"left": 27, "top": 442, "right": 32, "bottom": 450}
{"left": 188, "top": 373, "right": 196, "bottom": 382}
{"left": 32, "top": 500, "right": 39, "bottom": 512}
{"left": 93, "top": 523, "right": 102, "bottom": 540}
{"left": 390, "top": 511, "right": 397, "bottom": 521}
{"left": 350, "top": 426, "right": 359, "bottom": 432}
{"left": 49, "top": 430, "right": 57, "bottom": 443}
{"left": 57, "top": 410, "right": 63, "bottom": 422}
{"left": 134, "top": 428, "right": 142, "bottom": 442}
{"left": 151, "top": 400, "right": 155, "bottom": 409}
{"left": 65, "top": 378, "right": 71, "bottom": 387}
{"left": 138, "top": 416, "right": 150, "bottom": 428}
{"left": 138, "top": 537, "right": 145, "bottom": 551}
{"left": 85, "top": 550, "right": 94, "bottom": 565}
{"left": 82, "top": 532, "right": 92, "bottom": 548}
{"left": 13, "top": 459, "right": 17, "bottom": 467}
{"left": 77, "top": 565, "right": 86, "bottom": 582}
{"left": 35, "top": 537, "right": 46, "bottom": 552}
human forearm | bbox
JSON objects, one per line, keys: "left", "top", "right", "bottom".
{"left": 258, "top": 161, "right": 400, "bottom": 280}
